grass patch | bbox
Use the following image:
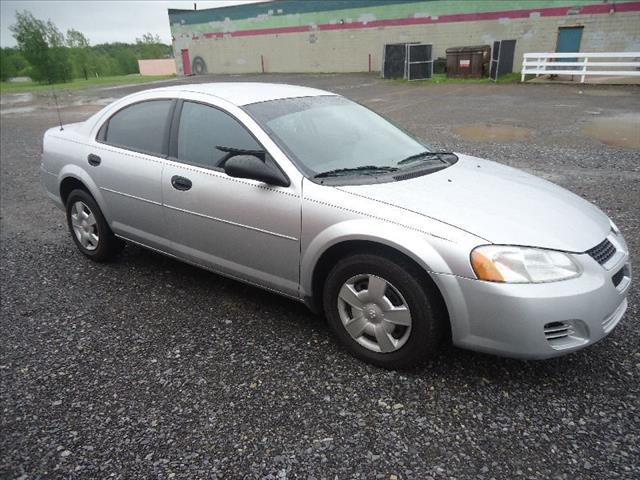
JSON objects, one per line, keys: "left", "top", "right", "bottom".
{"left": 0, "top": 74, "right": 177, "bottom": 94}
{"left": 494, "top": 72, "right": 525, "bottom": 83}
{"left": 394, "top": 72, "right": 523, "bottom": 85}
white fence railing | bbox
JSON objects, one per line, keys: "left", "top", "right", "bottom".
{"left": 521, "top": 52, "right": 640, "bottom": 83}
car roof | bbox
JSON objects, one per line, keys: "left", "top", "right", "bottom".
{"left": 152, "top": 82, "right": 336, "bottom": 106}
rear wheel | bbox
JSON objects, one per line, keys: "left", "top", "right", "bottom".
{"left": 323, "top": 254, "right": 443, "bottom": 369}
{"left": 65, "top": 189, "right": 123, "bottom": 262}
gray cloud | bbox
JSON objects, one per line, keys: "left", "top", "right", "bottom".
{"left": 1, "top": 0, "right": 263, "bottom": 47}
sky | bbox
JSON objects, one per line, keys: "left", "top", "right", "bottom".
{"left": 0, "top": 0, "right": 264, "bottom": 47}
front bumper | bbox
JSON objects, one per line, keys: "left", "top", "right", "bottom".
{"left": 434, "top": 238, "right": 631, "bottom": 359}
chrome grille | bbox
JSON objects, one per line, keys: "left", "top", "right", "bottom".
{"left": 586, "top": 238, "right": 616, "bottom": 265}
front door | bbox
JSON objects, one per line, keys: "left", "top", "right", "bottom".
{"left": 161, "top": 100, "right": 301, "bottom": 296}
{"left": 556, "top": 26, "right": 583, "bottom": 64}
{"left": 181, "top": 49, "right": 191, "bottom": 76}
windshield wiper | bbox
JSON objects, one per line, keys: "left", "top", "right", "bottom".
{"left": 397, "top": 151, "right": 455, "bottom": 166}
{"left": 314, "top": 165, "right": 399, "bottom": 179}
{"left": 216, "top": 145, "right": 265, "bottom": 157}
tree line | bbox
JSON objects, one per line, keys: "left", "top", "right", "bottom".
{"left": 1, "top": 11, "right": 172, "bottom": 83}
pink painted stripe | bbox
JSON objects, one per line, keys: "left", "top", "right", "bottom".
{"left": 203, "top": 25, "right": 309, "bottom": 38}
{"left": 196, "top": 2, "right": 640, "bottom": 39}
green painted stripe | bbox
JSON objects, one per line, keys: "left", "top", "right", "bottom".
{"left": 170, "top": 0, "right": 624, "bottom": 36}
{"left": 169, "top": 0, "right": 422, "bottom": 25}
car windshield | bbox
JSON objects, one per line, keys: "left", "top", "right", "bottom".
{"left": 244, "top": 95, "right": 452, "bottom": 179}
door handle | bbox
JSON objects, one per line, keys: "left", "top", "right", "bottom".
{"left": 171, "top": 175, "right": 192, "bottom": 191}
{"left": 87, "top": 153, "right": 101, "bottom": 166}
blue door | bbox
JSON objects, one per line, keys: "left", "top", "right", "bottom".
{"left": 556, "top": 26, "right": 583, "bottom": 65}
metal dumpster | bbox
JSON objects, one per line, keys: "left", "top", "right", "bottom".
{"left": 446, "top": 45, "right": 491, "bottom": 78}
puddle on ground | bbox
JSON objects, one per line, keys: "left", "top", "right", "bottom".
{"left": 0, "top": 92, "right": 34, "bottom": 105}
{"left": 62, "top": 104, "right": 103, "bottom": 114}
{"left": 0, "top": 103, "right": 103, "bottom": 115}
{"left": 0, "top": 106, "right": 37, "bottom": 115}
{"left": 95, "top": 97, "right": 118, "bottom": 106}
{"left": 453, "top": 123, "right": 532, "bottom": 142}
{"left": 583, "top": 114, "right": 640, "bottom": 149}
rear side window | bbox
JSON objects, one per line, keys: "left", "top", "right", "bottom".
{"left": 102, "top": 100, "right": 173, "bottom": 156}
{"left": 177, "top": 101, "right": 261, "bottom": 169}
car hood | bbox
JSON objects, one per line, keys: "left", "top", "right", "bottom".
{"left": 337, "top": 154, "right": 610, "bottom": 252}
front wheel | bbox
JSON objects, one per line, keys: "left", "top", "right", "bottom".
{"left": 65, "top": 189, "right": 123, "bottom": 262}
{"left": 323, "top": 254, "right": 444, "bottom": 369}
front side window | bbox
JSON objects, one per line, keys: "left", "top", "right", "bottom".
{"left": 177, "top": 101, "right": 261, "bottom": 169}
{"left": 102, "top": 100, "right": 173, "bottom": 156}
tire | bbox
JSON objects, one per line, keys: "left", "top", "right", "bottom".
{"left": 192, "top": 56, "right": 207, "bottom": 75}
{"left": 323, "top": 253, "right": 443, "bottom": 369}
{"left": 65, "top": 189, "right": 124, "bottom": 262}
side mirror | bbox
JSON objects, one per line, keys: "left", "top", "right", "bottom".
{"left": 224, "top": 155, "right": 290, "bottom": 187}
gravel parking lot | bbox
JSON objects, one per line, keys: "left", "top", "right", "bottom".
{"left": 1, "top": 74, "right": 638, "bottom": 479}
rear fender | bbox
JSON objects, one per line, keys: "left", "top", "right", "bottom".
{"left": 58, "top": 164, "right": 112, "bottom": 224}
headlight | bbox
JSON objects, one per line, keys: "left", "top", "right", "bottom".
{"left": 470, "top": 245, "right": 581, "bottom": 283}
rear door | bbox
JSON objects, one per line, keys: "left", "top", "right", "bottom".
{"left": 91, "top": 99, "right": 174, "bottom": 249}
{"left": 161, "top": 99, "right": 301, "bottom": 296}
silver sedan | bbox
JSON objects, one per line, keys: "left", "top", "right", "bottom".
{"left": 41, "top": 83, "right": 631, "bottom": 368}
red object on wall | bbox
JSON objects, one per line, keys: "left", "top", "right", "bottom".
{"left": 181, "top": 49, "right": 192, "bottom": 75}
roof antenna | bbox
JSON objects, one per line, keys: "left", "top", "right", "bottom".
{"left": 51, "top": 85, "right": 64, "bottom": 131}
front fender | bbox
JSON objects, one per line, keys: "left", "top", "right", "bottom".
{"left": 300, "top": 218, "right": 454, "bottom": 299}
{"left": 58, "top": 164, "right": 113, "bottom": 224}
